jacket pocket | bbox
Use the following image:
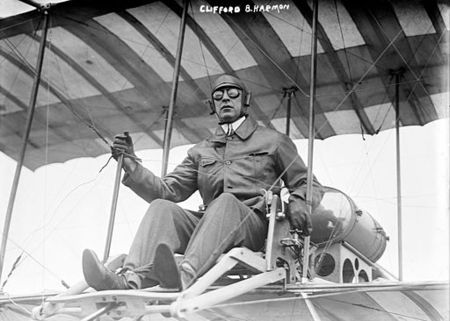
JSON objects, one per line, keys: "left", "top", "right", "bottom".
{"left": 200, "top": 158, "right": 217, "bottom": 167}
{"left": 198, "top": 157, "right": 221, "bottom": 180}
{"left": 250, "top": 152, "right": 273, "bottom": 183}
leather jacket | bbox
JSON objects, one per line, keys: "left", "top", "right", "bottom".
{"left": 123, "top": 116, "right": 323, "bottom": 215}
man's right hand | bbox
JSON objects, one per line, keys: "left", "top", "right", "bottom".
{"left": 112, "top": 133, "right": 138, "bottom": 172}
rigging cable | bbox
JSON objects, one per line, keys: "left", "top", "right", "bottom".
{"left": 189, "top": 1, "right": 212, "bottom": 93}
{"left": 226, "top": 18, "right": 309, "bottom": 97}
{"left": 374, "top": 75, "right": 395, "bottom": 133}
{"left": 0, "top": 252, "right": 23, "bottom": 291}
{"left": 4, "top": 25, "right": 112, "bottom": 149}
{"left": 293, "top": 8, "right": 306, "bottom": 88}
{"left": 333, "top": 0, "right": 367, "bottom": 139}
{"left": 1, "top": 34, "right": 36, "bottom": 117}
{"left": 187, "top": 3, "right": 276, "bottom": 95}
{"left": 4, "top": 238, "right": 68, "bottom": 290}
{"left": 334, "top": 0, "right": 353, "bottom": 82}
{"left": 314, "top": 26, "right": 406, "bottom": 136}
{"left": 52, "top": 29, "right": 110, "bottom": 145}
{"left": 369, "top": 11, "right": 433, "bottom": 98}
{"left": 401, "top": 30, "right": 447, "bottom": 112}
{"left": 344, "top": 77, "right": 394, "bottom": 197}
{"left": 17, "top": 110, "right": 165, "bottom": 260}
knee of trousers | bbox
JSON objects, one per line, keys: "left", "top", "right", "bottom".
{"left": 143, "top": 199, "right": 182, "bottom": 223}
{"left": 210, "top": 192, "right": 240, "bottom": 206}
{"left": 205, "top": 193, "right": 243, "bottom": 219}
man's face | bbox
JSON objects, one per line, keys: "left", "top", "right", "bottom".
{"left": 212, "top": 86, "right": 243, "bottom": 123}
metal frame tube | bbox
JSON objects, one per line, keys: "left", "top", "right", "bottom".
{"left": 0, "top": 11, "right": 50, "bottom": 283}
{"left": 161, "top": 0, "right": 189, "bottom": 176}
{"left": 303, "top": 0, "right": 319, "bottom": 282}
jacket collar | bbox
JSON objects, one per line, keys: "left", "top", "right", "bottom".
{"left": 220, "top": 116, "right": 246, "bottom": 135}
{"left": 209, "top": 116, "right": 258, "bottom": 143}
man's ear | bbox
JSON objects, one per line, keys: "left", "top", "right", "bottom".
{"left": 208, "top": 100, "right": 215, "bottom": 115}
{"left": 244, "top": 91, "right": 251, "bottom": 106}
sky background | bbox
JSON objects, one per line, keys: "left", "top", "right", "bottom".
{"left": 0, "top": 0, "right": 448, "bottom": 295}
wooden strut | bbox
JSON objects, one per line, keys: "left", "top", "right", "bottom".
{"left": 161, "top": 0, "right": 189, "bottom": 176}
{"left": 103, "top": 153, "right": 124, "bottom": 262}
{"left": 36, "top": 195, "right": 296, "bottom": 319}
{"left": 394, "top": 70, "right": 403, "bottom": 281}
{"left": 39, "top": 248, "right": 287, "bottom": 319}
{"left": 0, "top": 11, "right": 50, "bottom": 284}
{"left": 303, "top": 0, "right": 319, "bottom": 283}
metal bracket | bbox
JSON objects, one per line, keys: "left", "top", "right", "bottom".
{"left": 172, "top": 268, "right": 286, "bottom": 318}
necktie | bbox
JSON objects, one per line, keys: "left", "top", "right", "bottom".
{"left": 227, "top": 124, "right": 234, "bottom": 136}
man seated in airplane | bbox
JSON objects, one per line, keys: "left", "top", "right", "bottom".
{"left": 82, "top": 74, "right": 323, "bottom": 291}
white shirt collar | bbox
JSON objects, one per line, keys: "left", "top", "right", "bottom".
{"left": 221, "top": 116, "right": 246, "bottom": 135}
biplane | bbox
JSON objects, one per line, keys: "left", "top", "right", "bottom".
{"left": 0, "top": 0, "right": 448, "bottom": 320}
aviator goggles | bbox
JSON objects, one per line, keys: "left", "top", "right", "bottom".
{"left": 212, "top": 87, "right": 241, "bottom": 100}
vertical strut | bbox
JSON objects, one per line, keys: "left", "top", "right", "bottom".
{"left": 161, "top": 0, "right": 189, "bottom": 176}
{"left": 395, "top": 72, "right": 403, "bottom": 281}
{"left": 0, "top": 11, "right": 50, "bottom": 283}
{"left": 303, "top": 0, "right": 319, "bottom": 283}
{"left": 103, "top": 153, "right": 123, "bottom": 262}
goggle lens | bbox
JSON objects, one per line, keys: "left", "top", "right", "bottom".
{"left": 212, "top": 88, "right": 240, "bottom": 100}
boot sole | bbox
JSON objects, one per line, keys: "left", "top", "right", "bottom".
{"left": 82, "top": 249, "right": 110, "bottom": 291}
{"left": 153, "top": 243, "right": 182, "bottom": 290}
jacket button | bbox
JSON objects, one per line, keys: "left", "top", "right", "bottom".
{"left": 225, "top": 160, "right": 231, "bottom": 165}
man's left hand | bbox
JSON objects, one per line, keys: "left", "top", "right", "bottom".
{"left": 288, "top": 196, "right": 312, "bottom": 236}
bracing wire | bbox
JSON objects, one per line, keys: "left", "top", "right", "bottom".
{"left": 265, "top": 9, "right": 317, "bottom": 39}
{"left": 5, "top": 238, "right": 68, "bottom": 289}
{"left": 401, "top": 31, "right": 447, "bottom": 110}
{"left": 226, "top": 18, "right": 309, "bottom": 97}
{"left": 374, "top": 76, "right": 395, "bottom": 133}
{"left": 3, "top": 24, "right": 112, "bottom": 149}
{"left": 348, "top": 130, "right": 394, "bottom": 197}
{"left": 334, "top": 0, "right": 353, "bottom": 82}
{"left": 342, "top": 77, "right": 395, "bottom": 197}
{"left": 333, "top": 0, "right": 367, "bottom": 141}
{"left": 2, "top": 34, "right": 38, "bottom": 113}
{"left": 369, "top": 10, "right": 433, "bottom": 98}
{"left": 293, "top": 9, "right": 306, "bottom": 86}
{"left": 314, "top": 26, "right": 406, "bottom": 136}
{"left": 189, "top": 1, "right": 213, "bottom": 92}
{"left": 11, "top": 109, "right": 165, "bottom": 273}
{"left": 0, "top": 252, "right": 23, "bottom": 291}
{"left": 52, "top": 36, "right": 103, "bottom": 140}
{"left": 183, "top": 2, "right": 281, "bottom": 95}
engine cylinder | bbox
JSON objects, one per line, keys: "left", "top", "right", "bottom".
{"left": 310, "top": 187, "right": 387, "bottom": 262}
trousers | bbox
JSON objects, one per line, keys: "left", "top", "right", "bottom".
{"left": 122, "top": 193, "right": 267, "bottom": 288}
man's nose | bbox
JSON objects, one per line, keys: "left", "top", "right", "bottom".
{"left": 221, "top": 92, "right": 231, "bottom": 101}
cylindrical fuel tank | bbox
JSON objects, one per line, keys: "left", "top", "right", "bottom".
{"left": 310, "top": 186, "right": 387, "bottom": 262}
